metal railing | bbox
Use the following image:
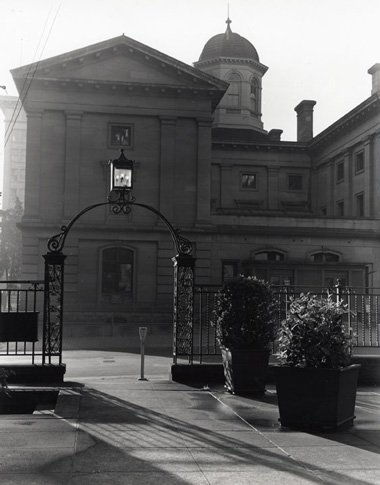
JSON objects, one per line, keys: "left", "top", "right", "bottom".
{"left": 0, "top": 280, "right": 44, "bottom": 363}
{"left": 189, "top": 284, "right": 380, "bottom": 364}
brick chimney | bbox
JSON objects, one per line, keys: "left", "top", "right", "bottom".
{"left": 294, "top": 100, "right": 316, "bottom": 142}
{"left": 368, "top": 63, "right": 380, "bottom": 95}
{"left": 268, "top": 129, "right": 283, "bottom": 142}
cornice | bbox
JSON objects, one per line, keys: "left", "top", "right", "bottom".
{"left": 11, "top": 35, "right": 229, "bottom": 92}
{"left": 309, "top": 94, "right": 380, "bottom": 152}
{"left": 21, "top": 76, "right": 226, "bottom": 111}
{"left": 194, "top": 57, "right": 268, "bottom": 75}
{"left": 212, "top": 141, "right": 308, "bottom": 153}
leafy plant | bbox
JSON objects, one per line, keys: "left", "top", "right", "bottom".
{"left": 213, "top": 275, "right": 278, "bottom": 350}
{"left": 277, "top": 292, "right": 352, "bottom": 369}
{"left": 0, "top": 368, "right": 15, "bottom": 397}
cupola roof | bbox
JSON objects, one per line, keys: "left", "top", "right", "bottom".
{"left": 198, "top": 17, "right": 259, "bottom": 62}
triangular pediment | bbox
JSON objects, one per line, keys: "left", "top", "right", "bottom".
{"left": 12, "top": 35, "right": 228, "bottom": 94}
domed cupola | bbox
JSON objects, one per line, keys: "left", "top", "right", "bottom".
{"left": 194, "top": 18, "right": 268, "bottom": 132}
{"left": 199, "top": 18, "right": 260, "bottom": 63}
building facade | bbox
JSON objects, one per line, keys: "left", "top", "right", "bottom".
{"left": 0, "top": 96, "right": 27, "bottom": 210}
{"left": 10, "top": 22, "right": 380, "bottom": 337}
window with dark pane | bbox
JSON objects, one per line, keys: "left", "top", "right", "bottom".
{"left": 288, "top": 174, "right": 303, "bottom": 191}
{"left": 110, "top": 125, "right": 131, "bottom": 147}
{"left": 356, "top": 192, "right": 364, "bottom": 216}
{"left": 102, "top": 247, "right": 133, "bottom": 294}
{"left": 337, "top": 200, "right": 344, "bottom": 216}
{"left": 241, "top": 173, "right": 257, "bottom": 189}
{"left": 255, "top": 251, "right": 284, "bottom": 261}
{"left": 336, "top": 161, "right": 344, "bottom": 182}
{"left": 355, "top": 151, "right": 364, "bottom": 174}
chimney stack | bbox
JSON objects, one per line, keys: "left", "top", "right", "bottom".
{"left": 268, "top": 129, "right": 283, "bottom": 142}
{"left": 368, "top": 63, "right": 380, "bottom": 95}
{"left": 294, "top": 100, "right": 316, "bottom": 142}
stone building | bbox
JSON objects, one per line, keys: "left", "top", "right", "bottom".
{"left": 10, "top": 20, "right": 380, "bottom": 337}
{"left": 0, "top": 95, "right": 27, "bottom": 210}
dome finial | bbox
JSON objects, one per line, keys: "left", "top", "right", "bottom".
{"left": 225, "top": 4, "right": 232, "bottom": 39}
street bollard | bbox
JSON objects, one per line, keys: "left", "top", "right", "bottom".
{"left": 138, "top": 327, "right": 148, "bottom": 381}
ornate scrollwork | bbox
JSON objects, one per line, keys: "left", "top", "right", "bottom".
{"left": 173, "top": 228, "right": 193, "bottom": 256}
{"left": 47, "top": 225, "right": 67, "bottom": 253}
{"left": 107, "top": 190, "right": 136, "bottom": 215}
{"left": 173, "top": 260, "right": 195, "bottom": 359}
{"left": 44, "top": 261, "right": 64, "bottom": 358}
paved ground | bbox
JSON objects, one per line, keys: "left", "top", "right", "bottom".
{"left": 0, "top": 350, "right": 379, "bottom": 484}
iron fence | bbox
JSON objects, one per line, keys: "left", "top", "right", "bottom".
{"left": 0, "top": 280, "right": 44, "bottom": 363}
{"left": 190, "top": 284, "right": 380, "bottom": 364}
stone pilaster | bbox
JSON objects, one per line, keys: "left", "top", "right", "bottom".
{"left": 342, "top": 150, "right": 351, "bottom": 216}
{"left": 159, "top": 116, "right": 176, "bottom": 221}
{"left": 64, "top": 111, "right": 82, "bottom": 219}
{"left": 196, "top": 118, "right": 213, "bottom": 225}
{"left": 363, "top": 135, "right": 373, "bottom": 217}
{"left": 24, "top": 109, "right": 43, "bottom": 218}
{"left": 267, "top": 166, "right": 279, "bottom": 210}
{"left": 220, "top": 164, "right": 233, "bottom": 208}
{"left": 326, "top": 159, "right": 334, "bottom": 215}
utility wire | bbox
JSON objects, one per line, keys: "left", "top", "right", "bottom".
{"left": 4, "top": 3, "right": 61, "bottom": 148}
{"left": 4, "top": 3, "right": 57, "bottom": 142}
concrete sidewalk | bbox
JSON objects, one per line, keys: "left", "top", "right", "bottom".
{"left": 0, "top": 350, "right": 379, "bottom": 484}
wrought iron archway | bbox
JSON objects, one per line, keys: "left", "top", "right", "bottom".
{"left": 42, "top": 190, "right": 195, "bottom": 365}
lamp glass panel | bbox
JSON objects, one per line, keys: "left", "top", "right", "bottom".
{"left": 114, "top": 168, "right": 132, "bottom": 188}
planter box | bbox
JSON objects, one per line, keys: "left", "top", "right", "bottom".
{"left": 274, "top": 364, "right": 361, "bottom": 430}
{"left": 221, "top": 347, "right": 270, "bottom": 394}
{"left": 0, "top": 389, "right": 59, "bottom": 414}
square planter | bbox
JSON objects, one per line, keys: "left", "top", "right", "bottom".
{"left": 0, "top": 389, "right": 59, "bottom": 414}
{"left": 273, "top": 364, "right": 361, "bottom": 430}
{"left": 221, "top": 347, "right": 270, "bottom": 394}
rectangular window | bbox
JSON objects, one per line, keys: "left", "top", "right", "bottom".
{"left": 337, "top": 200, "right": 344, "bottom": 216}
{"left": 356, "top": 192, "right": 364, "bottom": 217}
{"left": 288, "top": 174, "right": 303, "bottom": 191}
{"left": 102, "top": 247, "right": 133, "bottom": 295}
{"left": 320, "top": 206, "right": 327, "bottom": 216}
{"left": 241, "top": 173, "right": 257, "bottom": 190}
{"left": 222, "top": 261, "right": 238, "bottom": 282}
{"left": 355, "top": 151, "right": 364, "bottom": 174}
{"left": 336, "top": 161, "right": 344, "bottom": 182}
{"left": 109, "top": 124, "right": 132, "bottom": 147}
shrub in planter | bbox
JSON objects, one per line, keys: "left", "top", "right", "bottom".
{"left": 274, "top": 292, "right": 360, "bottom": 430}
{"left": 0, "top": 368, "right": 57, "bottom": 414}
{"left": 213, "top": 275, "right": 278, "bottom": 394}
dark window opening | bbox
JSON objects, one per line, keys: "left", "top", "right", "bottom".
{"left": 102, "top": 247, "right": 133, "bottom": 294}
{"left": 110, "top": 125, "right": 131, "bottom": 147}
{"left": 356, "top": 192, "right": 364, "bottom": 217}
{"left": 288, "top": 175, "right": 303, "bottom": 191}
{"left": 311, "top": 252, "right": 340, "bottom": 263}
{"left": 337, "top": 200, "right": 344, "bottom": 216}
{"left": 336, "top": 162, "right": 344, "bottom": 182}
{"left": 355, "top": 151, "right": 364, "bottom": 174}
{"left": 255, "top": 251, "right": 285, "bottom": 261}
{"left": 241, "top": 173, "right": 257, "bottom": 189}
{"left": 222, "top": 261, "right": 238, "bottom": 282}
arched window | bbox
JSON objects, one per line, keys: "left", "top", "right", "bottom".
{"left": 310, "top": 252, "right": 340, "bottom": 263}
{"left": 102, "top": 247, "right": 133, "bottom": 294}
{"left": 250, "top": 77, "right": 259, "bottom": 112}
{"left": 227, "top": 72, "right": 241, "bottom": 108}
{"left": 254, "top": 251, "right": 285, "bottom": 261}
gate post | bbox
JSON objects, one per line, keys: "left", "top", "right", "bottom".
{"left": 43, "top": 251, "right": 66, "bottom": 365}
{"left": 172, "top": 254, "right": 196, "bottom": 364}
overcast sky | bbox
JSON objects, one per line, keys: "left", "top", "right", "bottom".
{"left": 0, "top": 0, "right": 379, "bottom": 141}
